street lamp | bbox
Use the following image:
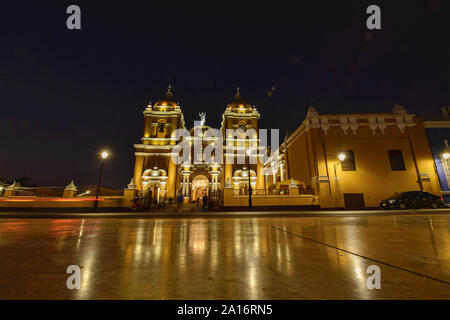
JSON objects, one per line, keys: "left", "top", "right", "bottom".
{"left": 334, "top": 152, "right": 346, "bottom": 178}
{"left": 443, "top": 152, "right": 450, "bottom": 160}
{"left": 94, "top": 151, "right": 109, "bottom": 209}
{"left": 246, "top": 148, "right": 252, "bottom": 211}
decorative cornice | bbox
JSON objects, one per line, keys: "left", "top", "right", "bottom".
{"left": 423, "top": 121, "right": 450, "bottom": 128}
{"left": 64, "top": 180, "right": 78, "bottom": 191}
{"left": 311, "top": 175, "right": 330, "bottom": 183}
{"left": 286, "top": 106, "right": 416, "bottom": 149}
{"left": 134, "top": 144, "right": 172, "bottom": 149}
{"left": 135, "top": 152, "right": 171, "bottom": 156}
{"left": 143, "top": 109, "right": 183, "bottom": 117}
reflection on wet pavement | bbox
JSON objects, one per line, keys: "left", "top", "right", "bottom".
{"left": 0, "top": 214, "right": 449, "bottom": 299}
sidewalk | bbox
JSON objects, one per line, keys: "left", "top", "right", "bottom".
{"left": 0, "top": 208, "right": 449, "bottom": 219}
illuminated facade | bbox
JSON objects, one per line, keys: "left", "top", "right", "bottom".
{"left": 131, "top": 87, "right": 265, "bottom": 203}
{"left": 0, "top": 89, "right": 444, "bottom": 210}
{"left": 266, "top": 105, "right": 442, "bottom": 208}
{"left": 130, "top": 87, "right": 442, "bottom": 208}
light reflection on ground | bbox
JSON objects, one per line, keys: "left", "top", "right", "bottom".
{"left": 0, "top": 214, "right": 449, "bottom": 299}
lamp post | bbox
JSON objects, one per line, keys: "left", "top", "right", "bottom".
{"left": 246, "top": 148, "right": 252, "bottom": 211}
{"left": 93, "top": 151, "right": 109, "bottom": 209}
{"left": 334, "top": 152, "right": 346, "bottom": 178}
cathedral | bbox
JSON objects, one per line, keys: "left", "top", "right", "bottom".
{"left": 1, "top": 87, "right": 443, "bottom": 210}
{"left": 130, "top": 86, "right": 442, "bottom": 209}
{"left": 131, "top": 86, "right": 265, "bottom": 204}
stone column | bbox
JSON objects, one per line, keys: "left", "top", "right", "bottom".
{"left": 167, "top": 156, "right": 177, "bottom": 199}
{"left": 185, "top": 174, "right": 191, "bottom": 197}
{"left": 256, "top": 159, "right": 265, "bottom": 190}
{"left": 265, "top": 174, "right": 269, "bottom": 190}
{"left": 133, "top": 155, "right": 145, "bottom": 191}
{"left": 181, "top": 175, "right": 185, "bottom": 195}
{"left": 161, "top": 182, "right": 167, "bottom": 202}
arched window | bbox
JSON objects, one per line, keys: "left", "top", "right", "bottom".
{"left": 238, "top": 120, "right": 247, "bottom": 130}
{"left": 156, "top": 119, "right": 167, "bottom": 138}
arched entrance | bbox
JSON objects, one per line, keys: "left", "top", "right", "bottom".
{"left": 141, "top": 166, "right": 168, "bottom": 204}
{"left": 191, "top": 175, "right": 209, "bottom": 202}
{"left": 232, "top": 167, "right": 257, "bottom": 195}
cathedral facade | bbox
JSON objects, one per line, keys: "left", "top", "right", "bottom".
{"left": 131, "top": 86, "right": 265, "bottom": 203}
{"left": 131, "top": 87, "right": 442, "bottom": 209}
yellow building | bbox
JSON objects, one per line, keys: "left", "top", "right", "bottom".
{"left": 130, "top": 86, "right": 441, "bottom": 209}
{"left": 130, "top": 86, "right": 265, "bottom": 204}
{"left": 265, "top": 105, "right": 442, "bottom": 208}
{"left": 2, "top": 87, "right": 440, "bottom": 211}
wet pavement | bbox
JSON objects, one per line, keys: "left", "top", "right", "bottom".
{"left": 0, "top": 213, "right": 449, "bottom": 299}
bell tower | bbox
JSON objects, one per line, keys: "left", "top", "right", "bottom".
{"left": 132, "top": 85, "right": 185, "bottom": 202}
{"left": 220, "top": 88, "right": 264, "bottom": 192}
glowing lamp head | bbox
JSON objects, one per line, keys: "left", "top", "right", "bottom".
{"left": 338, "top": 153, "right": 346, "bottom": 161}
{"left": 86, "top": 190, "right": 91, "bottom": 194}
{"left": 443, "top": 152, "right": 450, "bottom": 160}
{"left": 101, "top": 151, "right": 109, "bottom": 159}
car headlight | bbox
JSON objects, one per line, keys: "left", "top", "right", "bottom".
{"left": 388, "top": 199, "right": 395, "bottom": 204}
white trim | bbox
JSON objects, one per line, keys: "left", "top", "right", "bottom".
{"left": 233, "top": 194, "right": 315, "bottom": 199}
{"left": 134, "top": 144, "right": 172, "bottom": 149}
{"left": 423, "top": 121, "right": 450, "bottom": 128}
{"left": 135, "top": 152, "right": 171, "bottom": 156}
{"left": 311, "top": 176, "right": 330, "bottom": 183}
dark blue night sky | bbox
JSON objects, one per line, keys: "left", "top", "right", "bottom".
{"left": 0, "top": 0, "right": 448, "bottom": 188}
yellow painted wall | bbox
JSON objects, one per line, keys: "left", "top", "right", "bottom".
{"left": 223, "top": 188, "right": 318, "bottom": 207}
{"left": 0, "top": 196, "right": 128, "bottom": 208}
{"left": 286, "top": 133, "right": 311, "bottom": 187}
{"left": 167, "top": 157, "right": 177, "bottom": 200}
{"left": 285, "top": 117, "right": 442, "bottom": 208}
{"left": 322, "top": 126, "right": 421, "bottom": 207}
{"left": 133, "top": 155, "right": 144, "bottom": 191}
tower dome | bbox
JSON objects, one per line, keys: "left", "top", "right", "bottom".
{"left": 153, "top": 85, "right": 179, "bottom": 110}
{"left": 227, "top": 87, "right": 253, "bottom": 112}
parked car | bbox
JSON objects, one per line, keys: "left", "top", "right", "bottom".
{"left": 379, "top": 191, "right": 445, "bottom": 209}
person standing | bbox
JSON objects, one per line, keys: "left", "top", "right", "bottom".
{"left": 177, "top": 193, "right": 184, "bottom": 213}
{"left": 148, "top": 189, "right": 152, "bottom": 210}
{"left": 202, "top": 193, "right": 208, "bottom": 211}
{"left": 196, "top": 198, "right": 200, "bottom": 210}
{"left": 137, "top": 196, "right": 143, "bottom": 212}
{"left": 132, "top": 196, "right": 138, "bottom": 212}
